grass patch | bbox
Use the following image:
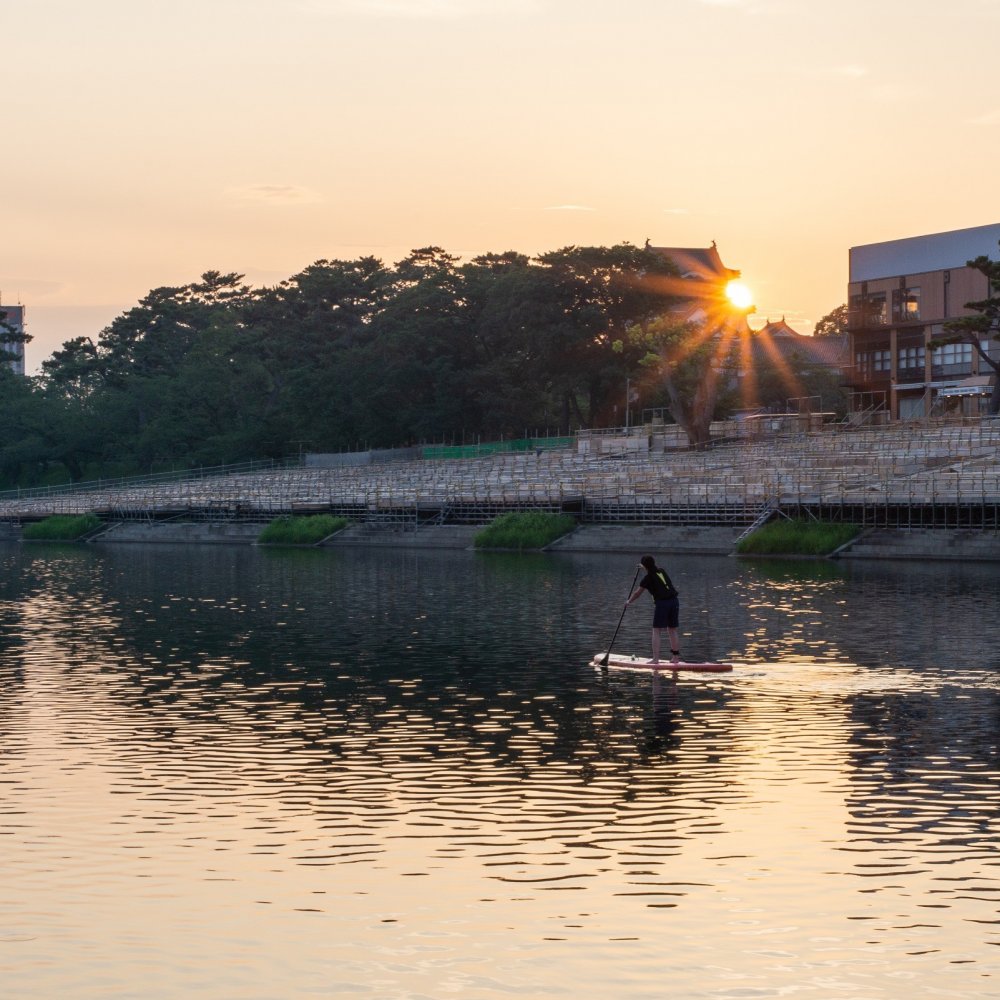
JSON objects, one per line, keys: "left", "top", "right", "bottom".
{"left": 474, "top": 511, "right": 576, "bottom": 550}
{"left": 736, "top": 518, "right": 861, "bottom": 556}
{"left": 22, "top": 514, "right": 103, "bottom": 541}
{"left": 258, "top": 514, "right": 350, "bottom": 545}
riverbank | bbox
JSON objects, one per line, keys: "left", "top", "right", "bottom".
{"left": 7, "top": 520, "right": 1000, "bottom": 561}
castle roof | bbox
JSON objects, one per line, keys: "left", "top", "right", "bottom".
{"left": 648, "top": 241, "right": 740, "bottom": 282}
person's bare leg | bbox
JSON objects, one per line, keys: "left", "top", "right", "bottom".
{"left": 668, "top": 627, "right": 680, "bottom": 663}
{"left": 650, "top": 628, "right": 661, "bottom": 664}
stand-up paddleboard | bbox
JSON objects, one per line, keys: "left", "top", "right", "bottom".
{"left": 592, "top": 653, "right": 733, "bottom": 673}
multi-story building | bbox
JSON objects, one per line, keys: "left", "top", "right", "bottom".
{"left": 845, "top": 224, "right": 1000, "bottom": 420}
{"left": 1, "top": 302, "right": 27, "bottom": 375}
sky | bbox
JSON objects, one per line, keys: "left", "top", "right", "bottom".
{"left": 4, "top": 0, "right": 1000, "bottom": 373}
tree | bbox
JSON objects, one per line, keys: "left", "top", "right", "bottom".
{"left": 813, "top": 304, "right": 848, "bottom": 338}
{"left": 938, "top": 245, "right": 1000, "bottom": 415}
{"left": 364, "top": 248, "right": 475, "bottom": 444}
{"left": 25, "top": 242, "right": 759, "bottom": 470}
{"left": 460, "top": 253, "right": 559, "bottom": 436}
{"left": 0, "top": 369, "right": 48, "bottom": 485}
{"left": 240, "top": 256, "right": 392, "bottom": 452}
{"left": 632, "top": 315, "right": 743, "bottom": 448}
{"left": 41, "top": 336, "right": 101, "bottom": 400}
{"left": 39, "top": 272, "right": 256, "bottom": 472}
{"left": 533, "top": 243, "right": 681, "bottom": 427}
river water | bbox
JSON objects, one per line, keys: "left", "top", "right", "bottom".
{"left": 0, "top": 542, "right": 997, "bottom": 999}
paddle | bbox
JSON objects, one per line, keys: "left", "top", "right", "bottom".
{"left": 599, "top": 565, "right": 641, "bottom": 667}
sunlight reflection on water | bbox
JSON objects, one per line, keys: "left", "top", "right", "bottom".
{"left": 0, "top": 543, "right": 997, "bottom": 998}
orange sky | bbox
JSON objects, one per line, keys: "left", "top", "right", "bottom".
{"left": 5, "top": 0, "right": 1000, "bottom": 372}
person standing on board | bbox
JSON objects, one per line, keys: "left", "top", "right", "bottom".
{"left": 625, "top": 555, "right": 680, "bottom": 665}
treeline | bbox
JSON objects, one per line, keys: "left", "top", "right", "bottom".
{"left": 1, "top": 244, "right": 692, "bottom": 486}
{"left": 0, "top": 242, "right": 839, "bottom": 489}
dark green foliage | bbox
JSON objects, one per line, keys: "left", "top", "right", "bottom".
{"left": 736, "top": 519, "right": 861, "bottom": 556}
{"left": 22, "top": 514, "right": 102, "bottom": 541}
{"left": 257, "top": 515, "right": 349, "bottom": 545}
{"left": 13, "top": 242, "right": 725, "bottom": 484}
{"left": 473, "top": 512, "right": 576, "bottom": 550}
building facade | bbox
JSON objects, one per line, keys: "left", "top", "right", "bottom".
{"left": 1, "top": 303, "right": 27, "bottom": 375}
{"left": 845, "top": 224, "right": 1000, "bottom": 420}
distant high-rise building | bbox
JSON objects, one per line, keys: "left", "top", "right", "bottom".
{"left": 0, "top": 303, "right": 27, "bottom": 375}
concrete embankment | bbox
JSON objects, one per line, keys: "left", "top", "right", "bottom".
{"left": 836, "top": 528, "right": 1000, "bottom": 562}
{"left": 7, "top": 520, "right": 1000, "bottom": 561}
{"left": 545, "top": 525, "right": 742, "bottom": 555}
{"left": 82, "top": 522, "right": 263, "bottom": 545}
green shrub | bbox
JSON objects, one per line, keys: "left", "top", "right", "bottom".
{"left": 474, "top": 511, "right": 576, "bottom": 550}
{"left": 22, "top": 514, "right": 103, "bottom": 541}
{"left": 258, "top": 514, "right": 349, "bottom": 545}
{"left": 736, "top": 519, "right": 861, "bottom": 556}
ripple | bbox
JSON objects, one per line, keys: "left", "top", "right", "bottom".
{"left": 1, "top": 545, "right": 999, "bottom": 996}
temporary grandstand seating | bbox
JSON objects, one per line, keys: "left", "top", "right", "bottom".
{"left": 2, "top": 418, "right": 999, "bottom": 530}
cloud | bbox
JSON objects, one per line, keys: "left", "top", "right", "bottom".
{"left": 663, "top": 208, "right": 689, "bottom": 216}
{"left": 543, "top": 204, "right": 596, "bottom": 212}
{"left": 300, "top": 0, "right": 538, "bottom": 18}
{"left": 225, "top": 184, "right": 322, "bottom": 206}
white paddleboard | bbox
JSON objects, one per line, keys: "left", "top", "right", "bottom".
{"left": 592, "top": 653, "right": 733, "bottom": 673}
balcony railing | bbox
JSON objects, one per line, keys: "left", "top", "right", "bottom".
{"left": 847, "top": 309, "right": 887, "bottom": 330}
{"left": 848, "top": 309, "right": 929, "bottom": 331}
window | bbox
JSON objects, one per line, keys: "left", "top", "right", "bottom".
{"left": 855, "top": 348, "right": 890, "bottom": 378}
{"left": 850, "top": 291, "right": 887, "bottom": 327}
{"left": 932, "top": 342, "right": 971, "bottom": 364}
{"left": 891, "top": 286, "right": 921, "bottom": 322}
{"left": 931, "top": 341, "right": 973, "bottom": 373}
{"left": 897, "top": 344, "right": 924, "bottom": 372}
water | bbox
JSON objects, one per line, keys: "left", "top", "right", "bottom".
{"left": 0, "top": 542, "right": 997, "bottom": 998}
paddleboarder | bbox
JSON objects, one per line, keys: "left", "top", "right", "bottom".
{"left": 625, "top": 555, "right": 680, "bottom": 665}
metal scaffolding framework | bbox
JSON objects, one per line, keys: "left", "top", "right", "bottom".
{"left": 2, "top": 418, "right": 999, "bottom": 532}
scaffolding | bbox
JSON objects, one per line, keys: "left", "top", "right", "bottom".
{"left": 1, "top": 418, "right": 998, "bottom": 532}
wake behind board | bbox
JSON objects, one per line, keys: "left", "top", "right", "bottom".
{"left": 593, "top": 653, "right": 732, "bottom": 673}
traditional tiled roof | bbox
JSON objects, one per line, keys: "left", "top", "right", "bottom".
{"left": 748, "top": 317, "right": 848, "bottom": 369}
{"left": 648, "top": 241, "right": 740, "bottom": 282}
{"left": 644, "top": 241, "right": 746, "bottom": 328}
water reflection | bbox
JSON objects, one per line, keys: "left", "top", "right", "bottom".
{"left": 0, "top": 542, "right": 997, "bottom": 998}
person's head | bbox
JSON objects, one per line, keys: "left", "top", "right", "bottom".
{"left": 640, "top": 555, "right": 656, "bottom": 571}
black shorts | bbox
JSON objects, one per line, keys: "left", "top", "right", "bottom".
{"left": 653, "top": 596, "right": 679, "bottom": 629}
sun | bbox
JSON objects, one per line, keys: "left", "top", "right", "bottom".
{"left": 725, "top": 280, "right": 754, "bottom": 310}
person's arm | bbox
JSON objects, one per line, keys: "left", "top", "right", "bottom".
{"left": 626, "top": 585, "right": 646, "bottom": 606}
